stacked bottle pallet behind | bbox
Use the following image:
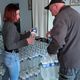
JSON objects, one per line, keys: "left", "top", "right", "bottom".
{"left": 0, "top": 35, "right": 5, "bottom": 80}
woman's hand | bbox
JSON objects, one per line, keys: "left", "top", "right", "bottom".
{"left": 26, "top": 34, "right": 35, "bottom": 45}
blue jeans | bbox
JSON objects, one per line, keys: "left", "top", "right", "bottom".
{"left": 59, "top": 67, "right": 80, "bottom": 80}
{"left": 2, "top": 51, "right": 20, "bottom": 80}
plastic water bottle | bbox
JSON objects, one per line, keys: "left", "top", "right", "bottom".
{"left": 31, "top": 27, "right": 37, "bottom": 33}
{"left": 31, "top": 27, "right": 37, "bottom": 40}
{"left": 31, "top": 27, "right": 37, "bottom": 35}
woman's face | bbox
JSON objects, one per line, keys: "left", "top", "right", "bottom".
{"left": 14, "top": 10, "right": 20, "bottom": 22}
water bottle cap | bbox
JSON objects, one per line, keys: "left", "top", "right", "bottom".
{"left": 31, "top": 27, "right": 37, "bottom": 33}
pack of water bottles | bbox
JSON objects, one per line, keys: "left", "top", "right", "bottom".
{"left": 40, "top": 54, "right": 59, "bottom": 80}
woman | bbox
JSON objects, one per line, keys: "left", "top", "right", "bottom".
{"left": 2, "top": 3, "right": 35, "bottom": 80}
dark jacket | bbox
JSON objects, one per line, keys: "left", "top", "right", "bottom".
{"left": 2, "top": 21, "right": 30, "bottom": 50}
{"left": 47, "top": 6, "right": 80, "bottom": 68}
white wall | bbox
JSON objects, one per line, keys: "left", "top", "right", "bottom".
{"left": 32, "top": 0, "right": 48, "bottom": 37}
{"left": 19, "top": 0, "right": 32, "bottom": 32}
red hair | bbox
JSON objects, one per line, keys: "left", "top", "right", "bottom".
{"left": 3, "top": 3, "right": 19, "bottom": 22}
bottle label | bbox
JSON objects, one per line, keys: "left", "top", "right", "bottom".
{"left": 42, "top": 63, "right": 55, "bottom": 68}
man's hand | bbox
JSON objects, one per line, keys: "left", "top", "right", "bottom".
{"left": 46, "top": 31, "right": 51, "bottom": 38}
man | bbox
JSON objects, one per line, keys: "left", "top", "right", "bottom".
{"left": 45, "top": 0, "right": 80, "bottom": 80}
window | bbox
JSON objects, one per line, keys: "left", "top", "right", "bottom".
{"left": 70, "top": 0, "right": 80, "bottom": 6}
